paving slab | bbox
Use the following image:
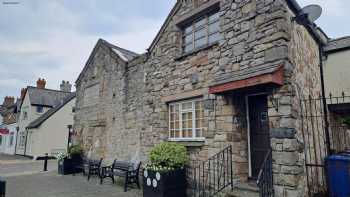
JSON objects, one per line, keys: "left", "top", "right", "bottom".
{"left": 4, "top": 172, "right": 142, "bottom": 197}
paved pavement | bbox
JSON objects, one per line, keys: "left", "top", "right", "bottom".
{"left": 5, "top": 172, "right": 142, "bottom": 197}
{"left": 0, "top": 154, "right": 142, "bottom": 197}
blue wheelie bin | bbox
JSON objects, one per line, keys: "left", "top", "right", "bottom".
{"left": 326, "top": 154, "right": 350, "bottom": 197}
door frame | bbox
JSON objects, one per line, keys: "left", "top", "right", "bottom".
{"left": 245, "top": 93, "right": 268, "bottom": 178}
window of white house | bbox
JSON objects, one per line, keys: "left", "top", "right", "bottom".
{"left": 9, "top": 133, "right": 14, "bottom": 146}
{"left": 36, "top": 106, "right": 44, "bottom": 113}
{"left": 0, "top": 136, "right": 2, "bottom": 146}
{"left": 169, "top": 99, "right": 204, "bottom": 140}
{"left": 19, "top": 132, "right": 25, "bottom": 147}
{"left": 182, "top": 11, "right": 221, "bottom": 53}
{"left": 23, "top": 111, "right": 28, "bottom": 120}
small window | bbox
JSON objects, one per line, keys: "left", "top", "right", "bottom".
{"left": 0, "top": 136, "right": 2, "bottom": 146}
{"left": 23, "top": 111, "right": 28, "bottom": 120}
{"left": 169, "top": 99, "right": 204, "bottom": 140}
{"left": 9, "top": 133, "right": 14, "bottom": 146}
{"left": 182, "top": 11, "right": 221, "bottom": 53}
{"left": 37, "top": 106, "right": 44, "bottom": 113}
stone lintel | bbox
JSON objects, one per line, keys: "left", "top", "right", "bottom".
{"left": 209, "top": 66, "right": 284, "bottom": 94}
{"left": 161, "top": 88, "right": 208, "bottom": 103}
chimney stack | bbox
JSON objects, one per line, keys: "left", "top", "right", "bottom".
{"left": 3, "top": 96, "right": 15, "bottom": 107}
{"left": 20, "top": 88, "right": 27, "bottom": 100}
{"left": 60, "top": 80, "right": 72, "bottom": 92}
{"left": 37, "top": 78, "right": 46, "bottom": 89}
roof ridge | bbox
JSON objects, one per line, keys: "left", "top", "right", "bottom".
{"left": 27, "top": 86, "right": 71, "bottom": 93}
{"left": 99, "top": 39, "right": 139, "bottom": 56}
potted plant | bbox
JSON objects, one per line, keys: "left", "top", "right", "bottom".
{"left": 342, "top": 117, "right": 350, "bottom": 128}
{"left": 57, "top": 152, "right": 72, "bottom": 175}
{"left": 57, "top": 145, "right": 84, "bottom": 175}
{"left": 143, "top": 142, "right": 188, "bottom": 197}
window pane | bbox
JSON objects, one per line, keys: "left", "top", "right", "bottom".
{"left": 182, "top": 102, "right": 192, "bottom": 110}
{"left": 185, "top": 25, "right": 193, "bottom": 34}
{"left": 175, "top": 130, "right": 180, "bottom": 137}
{"left": 209, "top": 12, "right": 220, "bottom": 22}
{"left": 170, "top": 130, "right": 175, "bottom": 138}
{"left": 195, "top": 37, "right": 206, "bottom": 48}
{"left": 175, "top": 121, "right": 180, "bottom": 129}
{"left": 184, "top": 44, "right": 193, "bottom": 53}
{"left": 209, "top": 32, "right": 221, "bottom": 43}
{"left": 184, "top": 35, "right": 193, "bottom": 44}
{"left": 194, "top": 28, "right": 206, "bottom": 40}
{"left": 195, "top": 18, "right": 206, "bottom": 29}
{"left": 195, "top": 129, "right": 202, "bottom": 138}
{"left": 209, "top": 21, "right": 220, "bottom": 34}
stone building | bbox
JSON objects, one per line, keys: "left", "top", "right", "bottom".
{"left": 74, "top": 0, "right": 330, "bottom": 196}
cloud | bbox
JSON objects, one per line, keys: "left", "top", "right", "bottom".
{"left": 0, "top": 0, "right": 176, "bottom": 102}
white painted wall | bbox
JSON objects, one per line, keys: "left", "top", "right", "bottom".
{"left": 15, "top": 93, "right": 51, "bottom": 156}
{"left": 3, "top": 123, "right": 17, "bottom": 155}
{"left": 27, "top": 98, "right": 75, "bottom": 159}
{"left": 324, "top": 49, "right": 350, "bottom": 97}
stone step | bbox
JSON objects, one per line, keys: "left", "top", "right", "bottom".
{"left": 225, "top": 182, "right": 260, "bottom": 197}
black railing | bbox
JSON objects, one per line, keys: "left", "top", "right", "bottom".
{"left": 188, "top": 145, "right": 233, "bottom": 197}
{"left": 257, "top": 149, "right": 273, "bottom": 197}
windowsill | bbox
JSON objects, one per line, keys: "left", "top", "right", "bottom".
{"left": 174, "top": 42, "right": 219, "bottom": 61}
{"left": 168, "top": 138, "right": 205, "bottom": 147}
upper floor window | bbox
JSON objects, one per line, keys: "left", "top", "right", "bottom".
{"left": 36, "top": 106, "right": 44, "bottom": 113}
{"left": 23, "top": 111, "right": 28, "bottom": 120}
{"left": 182, "top": 11, "right": 221, "bottom": 53}
{"left": 169, "top": 99, "right": 204, "bottom": 140}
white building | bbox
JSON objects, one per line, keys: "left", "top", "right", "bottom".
{"left": 15, "top": 79, "right": 75, "bottom": 159}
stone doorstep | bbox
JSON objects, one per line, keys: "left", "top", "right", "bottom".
{"left": 225, "top": 182, "right": 259, "bottom": 197}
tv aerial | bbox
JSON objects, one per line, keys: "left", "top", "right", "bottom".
{"left": 294, "top": 4, "right": 322, "bottom": 25}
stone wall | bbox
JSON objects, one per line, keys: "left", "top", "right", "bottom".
{"left": 268, "top": 2, "right": 323, "bottom": 196}
{"left": 74, "top": 0, "right": 324, "bottom": 195}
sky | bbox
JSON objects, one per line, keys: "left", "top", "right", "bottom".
{"left": 0, "top": 0, "right": 349, "bottom": 103}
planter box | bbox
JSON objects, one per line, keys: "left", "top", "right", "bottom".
{"left": 58, "top": 158, "right": 74, "bottom": 175}
{"left": 143, "top": 168, "right": 187, "bottom": 197}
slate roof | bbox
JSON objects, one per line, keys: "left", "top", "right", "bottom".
{"left": 76, "top": 39, "right": 139, "bottom": 83}
{"left": 25, "top": 86, "right": 71, "bottom": 107}
{"left": 101, "top": 39, "right": 139, "bottom": 62}
{"left": 324, "top": 36, "right": 350, "bottom": 53}
{"left": 27, "top": 92, "right": 76, "bottom": 129}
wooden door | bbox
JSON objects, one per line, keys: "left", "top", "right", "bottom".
{"left": 248, "top": 94, "right": 270, "bottom": 179}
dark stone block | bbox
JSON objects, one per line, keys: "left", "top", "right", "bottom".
{"left": 270, "top": 128, "right": 296, "bottom": 139}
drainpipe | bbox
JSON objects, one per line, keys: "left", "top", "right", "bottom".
{"left": 24, "top": 128, "right": 28, "bottom": 156}
{"left": 319, "top": 45, "right": 332, "bottom": 155}
{"left": 14, "top": 126, "right": 19, "bottom": 154}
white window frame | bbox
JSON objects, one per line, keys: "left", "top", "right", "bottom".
{"left": 168, "top": 98, "right": 205, "bottom": 141}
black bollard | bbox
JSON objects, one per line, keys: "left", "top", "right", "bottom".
{"left": 43, "top": 153, "right": 48, "bottom": 172}
{"left": 0, "top": 177, "right": 5, "bottom": 197}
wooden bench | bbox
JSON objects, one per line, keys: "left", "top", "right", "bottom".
{"left": 100, "top": 160, "right": 141, "bottom": 192}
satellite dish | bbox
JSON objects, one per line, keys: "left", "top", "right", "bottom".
{"left": 296, "top": 5, "right": 322, "bottom": 24}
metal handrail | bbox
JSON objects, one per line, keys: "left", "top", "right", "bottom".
{"left": 188, "top": 145, "right": 233, "bottom": 197}
{"left": 256, "top": 149, "right": 274, "bottom": 197}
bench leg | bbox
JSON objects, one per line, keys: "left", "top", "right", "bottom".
{"left": 111, "top": 176, "right": 115, "bottom": 184}
{"left": 87, "top": 169, "right": 91, "bottom": 181}
{"left": 136, "top": 177, "right": 140, "bottom": 189}
{"left": 124, "top": 174, "right": 129, "bottom": 192}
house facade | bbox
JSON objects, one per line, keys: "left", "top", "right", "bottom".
{"left": 16, "top": 79, "right": 73, "bottom": 159}
{"left": 74, "top": 0, "right": 329, "bottom": 196}
{"left": 0, "top": 96, "right": 18, "bottom": 155}
{"left": 26, "top": 93, "right": 76, "bottom": 159}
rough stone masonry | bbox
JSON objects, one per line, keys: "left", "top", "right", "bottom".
{"left": 74, "top": 0, "right": 326, "bottom": 196}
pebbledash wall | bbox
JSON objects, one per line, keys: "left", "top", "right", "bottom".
{"left": 74, "top": 0, "right": 325, "bottom": 196}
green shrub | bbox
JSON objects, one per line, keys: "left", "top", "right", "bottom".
{"left": 68, "top": 145, "right": 83, "bottom": 157}
{"left": 147, "top": 142, "right": 188, "bottom": 171}
{"left": 343, "top": 117, "right": 350, "bottom": 126}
